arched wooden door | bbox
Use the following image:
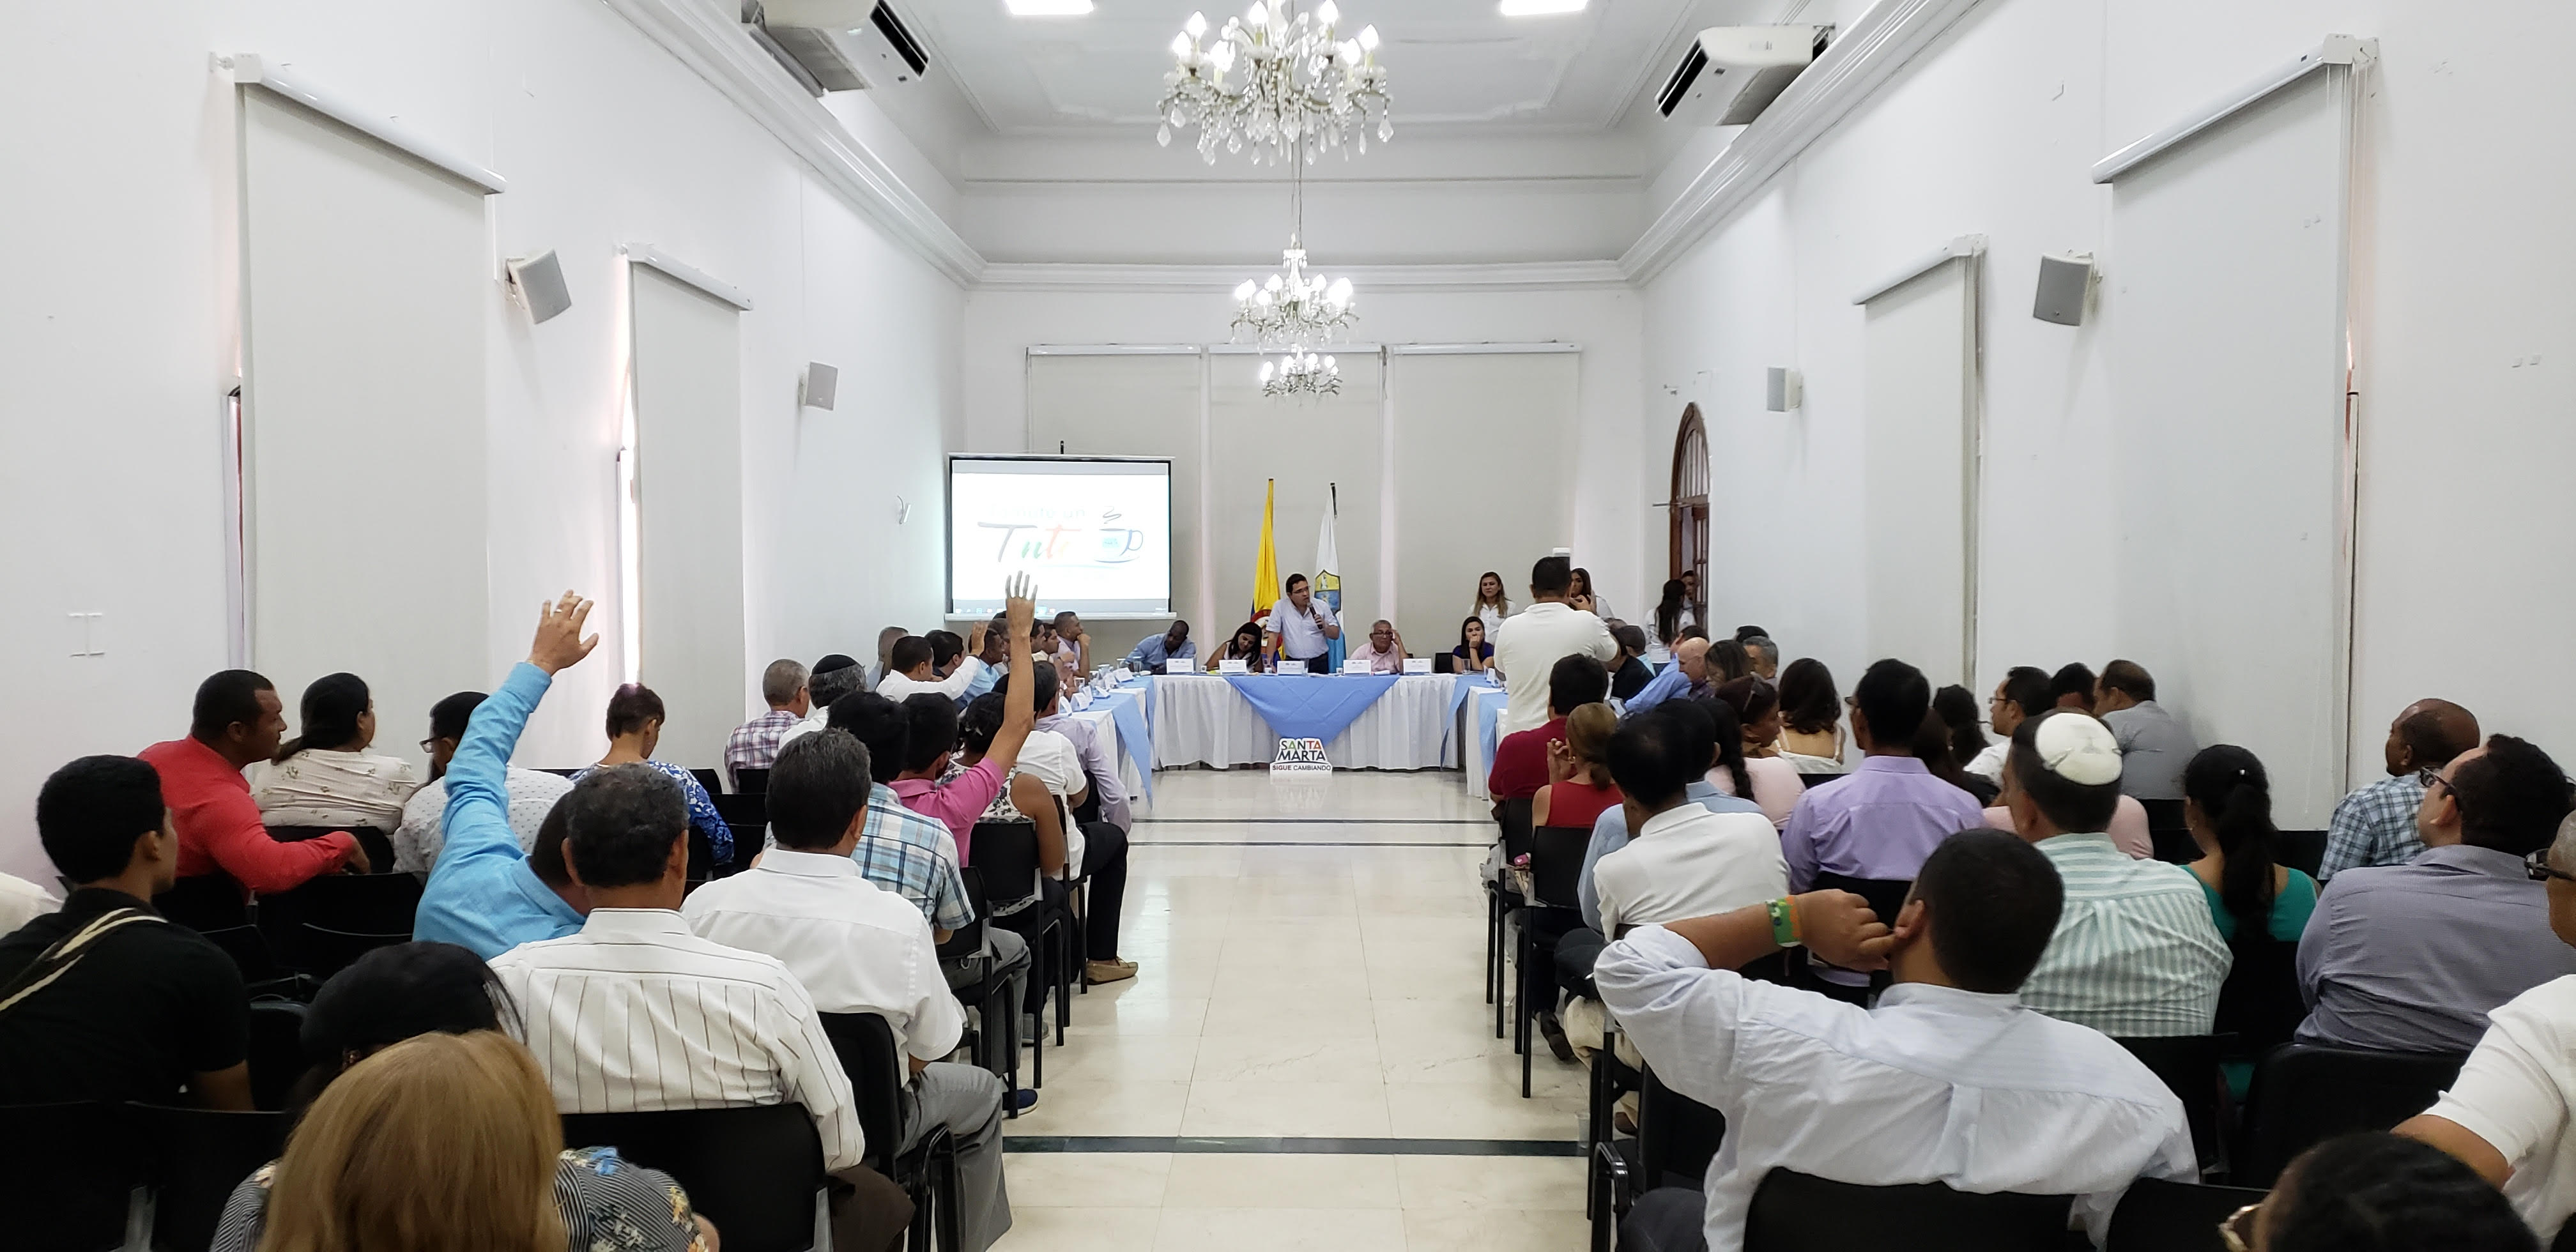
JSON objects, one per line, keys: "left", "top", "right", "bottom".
{"left": 1669, "top": 405, "right": 1709, "bottom": 615}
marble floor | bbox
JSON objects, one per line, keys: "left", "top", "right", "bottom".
{"left": 993, "top": 768, "right": 1590, "bottom": 1251}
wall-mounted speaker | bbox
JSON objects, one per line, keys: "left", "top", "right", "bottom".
{"left": 505, "top": 250, "right": 572, "bottom": 324}
{"left": 2033, "top": 252, "right": 2096, "bottom": 326}
{"left": 1766, "top": 367, "right": 1804, "bottom": 412}
{"left": 802, "top": 362, "right": 840, "bottom": 411}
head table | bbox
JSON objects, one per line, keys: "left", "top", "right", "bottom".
{"left": 1146, "top": 671, "right": 1501, "bottom": 772}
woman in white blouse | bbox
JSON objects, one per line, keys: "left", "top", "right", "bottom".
{"left": 1471, "top": 570, "right": 1511, "bottom": 642}
{"left": 254, "top": 672, "right": 418, "bottom": 832}
{"left": 1646, "top": 577, "right": 1696, "bottom": 665}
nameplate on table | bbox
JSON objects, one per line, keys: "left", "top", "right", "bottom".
{"left": 1343, "top": 659, "right": 1374, "bottom": 675}
{"left": 1271, "top": 737, "right": 1331, "bottom": 774}
{"left": 1219, "top": 659, "right": 1250, "bottom": 675}
{"left": 1165, "top": 659, "right": 1193, "bottom": 675}
{"left": 1402, "top": 657, "right": 1433, "bottom": 675}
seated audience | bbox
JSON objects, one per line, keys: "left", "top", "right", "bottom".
{"left": 1349, "top": 619, "right": 1407, "bottom": 674}
{"left": 1704, "top": 637, "right": 1751, "bottom": 688}
{"left": 1052, "top": 611, "right": 1089, "bottom": 679}
{"left": 1493, "top": 556, "right": 1618, "bottom": 735}
{"left": 1742, "top": 634, "right": 1779, "bottom": 682}
{"left": 141, "top": 669, "right": 364, "bottom": 891}
{"left": 1710, "top": 678, "right": 1802, "bottom": 828}
{"left": 2184, "top": 745, "right": 2315, "bottom": 1088}
{"left": 725, "top": 657, "right": 811, "bottom": 788}
{"left": 0, "top": 754, "right": 250, "bottom": 1109}
{"left": 394, "top": 688, "right": 574, "bottom": 876}
{"left": 212, "top": 942, "right": 712, "bottom": 1252}
{"left": 959, "top": 616, "right": 1007, "bottom": 706}
{"left": 1534, "top": 703, "right": 1623, "bottom": 830}
{"left": 1648, "top": 578, "right": 1694, "bottom": 664}
{"left": 868, "top": 625, "right": 907, "bottom": 690}
{"left": 2050, "top": 662, "right": 2097, "bottom": 712}
{"left": 1620, "top": 636, "right": 1706, "bottom": 719}
{"left": 1931, "top": 683, "right": 1997, "bottom": 803}
{"left": 1779, "top": 659, "right": 1986, "bottom": 893}
{"left": 926, "top": 630, "right": 967, "bottom": 681}
{"left": 253, "top": 671, "right": 418, "bottom": 832}
{"left": 1568, "top": 565, "right": 1613, "bottom": 620}
{"left": 1452, "top": 615, "right": 1496, "bottom": 675}
{"left": 415, "top": 593, "right": 599, "bottom": 959}
{"left": 1774, "top": 657, "right": 1844, "bottom": 767}
{"left": 1607, "top": 624, "right": 1655, "bottom": 699}
{"left": 2398, "top": 814, "right": 2576, "bottom": 1245}
{"left": 684, "top": 731, "right": 1015, "bottom": 1250}
{"left": 2002, "top": 711, "right": 2231, "bottom": 1037}
{"left": 2297, "top": 733, "right": 2576, "bottom": 1054}
{"left": 781, "top": 653, "right": 871, "bottom": 750}
{"left": 220, "top": 1031, "right": 716, "bottom": 1252}
{"left": 2255, "top": 1132, "right": 2538, "bottom": 1252}
{"left": 946, "top": 695, "right": 1069, "bottom": 1011}
{"left": 489, "top": 764, "right": 910, "bottom": 1251}
{"left": 879, "top": 624, "right": 991, "bottom": 703}
{"left": 2324, "top": 698, "right": 2482, "bottom": 879}
{"left": 1488, "top": 655, "right": 1613, "bottom": 803}
{"left": 885, "top": 586, "right": 1037, "bottom": 862}
{"left": 1981, "top": 793, "right": 2156, "bottom": 860}
{"left": 1597, "top": 830, "right": 2195, "bottom": 1252}
{"left": 830, "top": 694, "right": 979, "bottom": 938}
{"left": 1208, "top": 620, "right": 1270, "bottom": 672}
{"left": 576, "top": 683, "right": 732, "bottom": 869}
{"left": 1967, "top": 666, "right": 2053, "bottom": 782}
{"left": 1576, "top": 700, "right": 1768, "bottom": 935}
{"left": 1592, "top": 711, "right": 1788, "bottom": 939}
{"left": 1123, "top": 620, "right": 1195, "bottom": 671}
{"left": 2096, "top": 659, "right": 2194, "bottom": 801}
{"left": 0, "top": 872, "right": 58, "bottom": 935}
{"left": 1002, "top": 664, "right": 1135, "bottom": 985}
{"left": 1472, "top": 570, "right": 1512, "bottom": 641}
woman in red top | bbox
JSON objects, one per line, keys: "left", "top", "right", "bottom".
{"left": 1533, "top": 703, "right": 1623, "bottom": 829}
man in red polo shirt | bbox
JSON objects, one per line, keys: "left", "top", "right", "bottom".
{"left": 137, "top": 670, "right": 365, "bottom": 894}
{"left": 1489, "top": 654, "right": 1613, "bottom": 804}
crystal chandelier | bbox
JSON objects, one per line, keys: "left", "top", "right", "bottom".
{"left": 1231, "top": 243, "right": 1354, "bottom": 348}
{"left": 1259, "top": 348, "right": 1340, "bottom": 399}
{"left": 1158, "top": 1, "right": 1391, "bottom": 167}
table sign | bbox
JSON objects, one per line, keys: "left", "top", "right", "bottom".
{"left": 1165, "top": 659, "right": 1192, "bottom": 675}
{"left": 1270, "top": 737, "right": 1331, "bottom": 774}
{"left": 1343, "top": 659, "right": 1374, "bottom": 675}
{"left": 1219, "top": 659, "right": 1250, "bottom": 675}
{"left": 1402, "top": 657, "right": 1433, "bottom": 675}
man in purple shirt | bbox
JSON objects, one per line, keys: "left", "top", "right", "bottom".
{"left": 1779, "top": 658, "right": 1988, "bottom": 893}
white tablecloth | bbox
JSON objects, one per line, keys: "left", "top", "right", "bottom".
{"left": 1151, "top": 673, "right": 1460, "bottom": 770}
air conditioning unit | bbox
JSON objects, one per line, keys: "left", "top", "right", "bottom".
{"left": 743, "top": 0, "right": 930, "bottom": 96}
{"left": 1655, "top": 26, "right": 1832, "bottom": 128}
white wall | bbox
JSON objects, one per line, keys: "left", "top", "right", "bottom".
{"left": 1640, "top": 0, "right": 2576, "bottom": 804}
{"left": 0, "top": 0, "right": 959, "bottom": 881}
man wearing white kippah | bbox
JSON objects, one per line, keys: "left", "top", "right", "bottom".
{"left": 2002, "top": 710, "right": 2230, "bottom": 1037}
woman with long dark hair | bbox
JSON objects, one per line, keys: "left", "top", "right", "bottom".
{"left": 1208, "top": 621, "right": 1269, "bottom": 672}
{"left": 1931, "top": 685, "right": 1998, "bottom": 804}
{"left": 1649, "top": 579, "right": 1694, "bottom": 663}
{"left": 254, "top": 672, "right": 418, "bottom": 832}
{"left": 1775, "top": 659, "right": 1843, "bottom": 768}
{"left": 1712, "top": 678, "right": 1804, "bottom": 827}
{"left": 1452, "top": 616, "right": 1496, "bottom": 674}
{"left": 2184, "top": 744, "right": 2318, "bottom": 1087}
{"left": 1568, "top": 567, "right": 1612, "bottom": 620}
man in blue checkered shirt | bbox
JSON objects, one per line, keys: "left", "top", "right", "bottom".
{"left": 2320, "top": 699, "right": 2481, "bottom": 880}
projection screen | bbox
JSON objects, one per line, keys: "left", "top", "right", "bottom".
{"left": 949, "top": 456, "right": 1174, "bottom": 618}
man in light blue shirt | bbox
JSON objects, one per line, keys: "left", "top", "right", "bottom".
{"left": 1123, "top": 622, "right": 1197, "bottom": 672}
{"left": 415, "top": 592, "right": 599, "bottom": 959}
{"left": 1619, "top": 637, "right": 1706, "bottom": 721}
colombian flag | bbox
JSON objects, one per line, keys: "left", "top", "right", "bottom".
{"left": 1251, "top": 478, "right": 1280, "bottom": 627}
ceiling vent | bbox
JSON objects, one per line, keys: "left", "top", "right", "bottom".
{"left": 741, "top": 0, "right": 929, "bottom": 96}
{"left": 1656, "top": 26, "right": 1832, "bottom": 128}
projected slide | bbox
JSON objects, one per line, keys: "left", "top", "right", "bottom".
{"left": 949, "top": 455, "right": 1173, "bottom": 617}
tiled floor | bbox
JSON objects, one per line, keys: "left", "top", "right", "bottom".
{"left": 994, "top": 769, "right": 1588, "bottom": 1250}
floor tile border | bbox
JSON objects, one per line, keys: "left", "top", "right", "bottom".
{"left": 1003, "top": 1135, "right": 1583, "bottom": 1157}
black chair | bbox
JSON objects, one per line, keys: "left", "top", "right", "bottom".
{"left": 946, "top": 866, "right": 1027, "bottom": 1099}
{"left": 298, "top": 924, "right": 411, "bottom": 979}
{"left": 712, "top": 793, "right": 769, "bottom": 874}
{"left": 1593, "top": 1058, "right": 1729, "bottom": 1252}
{"left": 1518, "top": 824, "right": 1591, "bottom": 1097}
{"left": 1433, "top": 652, "right": 1455, "bottom": 674}
{"left": 561, "top": 1104, "right": 829, "bottom": 1252}
{"left": 256, "top": 873, "right": 420, "bottom": 973}
{"left": 154, "top": 873, "right": 249, "bottom": 931}
{"left": 972, "top": 821, "right": 1070, "bottom": 1046}
{"left": 2214, "top": 937, "right": 2303, "bottom": 1065}
{"left": 2235, "top": 1043, "right": 2468, "bottom": 1186}
{"left": 142, "top": 1104, "right": 291, "bottom": 1252}
{"left": 1795, "top": 770, "right": 1847, "bottom": 787}
{"left": 196, "top": 926, "right": 316, "bottom": 1001}
{"left": 247, "top": 999, "right": 310, "bottom": 1111}
{"left": 691, "top": 767, "right": 726, "bottom": 796}
{"left": 2117, "top": 1035, "right": 2230, "bottom": 1177}
{"left": 1742, "top": 1169, "right": 2076, "bottom": 1252}
{"left": 736, "top": 767, "right": 772, "bottom": 795}
{"left": 2138, "top": 800, "right": 2194, "bottom": 863}
{"left": 2274, "top": 830, "right": 2326, "bottom": 878}
{"left": 2105, "top": 1177, "right": 2269, "bottom": 1252}
{"left": 819, "top": 1012, "right": 960, "bottom": 1252}
{"left": 266, "top": 824, "right": 397, "bottom": 876}
{"left": 0, "top": 1102, "right": 148, "bottom": 1252}
{"left": 1489, "top": 796, "right": 1535, "bottom": 1035}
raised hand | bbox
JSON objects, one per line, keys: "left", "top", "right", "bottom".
{"left": 1544, "top": 737, "right": 1579, "bottom": 785}
{"left": 528, "top": 591, "right": 601, "bottom": 675}
{"left": 1004, "top": 573, "right": 1037, "bottom": 639}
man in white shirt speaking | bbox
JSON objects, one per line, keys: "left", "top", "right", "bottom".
{"left": 1596, "top": 828, "right": 2195, "bottom": 1252}
{"left": 684, "top": 729, "right": 1014, "bottom": 1251}
{"left": 1265, "top": 573, "right": 1342, "bottom": 673}
{"left": 1493, "top": 554, "right": 1618, "bottom": 736}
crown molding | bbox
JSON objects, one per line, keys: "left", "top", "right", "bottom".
{"left": 601, "top": 0, "right": 984, "bottom": 287}
{"left": 1620, "top": 0, "right": 1988, "bottom": 285}
{"left": 973, "top": 260, "right": 1632, "bottom": 294}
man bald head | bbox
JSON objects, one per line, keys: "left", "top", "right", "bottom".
{"left": 2384, "top": 698, "right": 2481, "bottom": 778}
{"left": 1674, "top": 637, "right": 1713, "bottom": 684}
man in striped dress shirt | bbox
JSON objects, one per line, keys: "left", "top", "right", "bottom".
{"left": 2002, "top": 710, "right": 2230, "bottom": 1037}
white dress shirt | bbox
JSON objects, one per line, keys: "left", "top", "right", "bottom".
{"left": 0, "top": 873, "right": 59, "bottom": 935}
{"left": 1266, "top": 598, "right": 1340, "bottom": 661}
{"left": 1965, "top": 741, "right": 2009, "bottom": 784}
{"left": 1591, "top": 804, "right": 1790, "bottom": 937}
{"left": 250, "top": 748, "right": 419, "bottom": 830}
{"left": 680, "top": 850, "right": 966, "bottom": 1062}
{"left": 489, "top": 908, "right": 864, "bottom": 1171}
{"left": 1597, "top": 926, "right": 2196, "bottom": 1252}
{"left": 392, "top": 768, "right": 575, "bottom": 875}
{"left": 2423, "top": 974, "right": 2576, "bottom": 1242}
{"left": 877, "top": 659, "right": 985, "bottom": 705}
{"left": 1492, "top": 602, "right": 1619, "bottom": 735}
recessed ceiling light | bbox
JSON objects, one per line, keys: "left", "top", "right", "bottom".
{"left": 1005, "top": 0, "right": 1093, "bottom": 14}
{"left": 1498, "top": 0, "right": 1586, "bottom": 14}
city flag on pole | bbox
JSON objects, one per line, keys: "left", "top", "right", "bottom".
{"left": 1316, "top": 482, "right": 1345, "bottom": 672}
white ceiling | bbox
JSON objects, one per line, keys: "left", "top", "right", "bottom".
{"left": 887, "top": 0, "right": 1718, "bottom": 136}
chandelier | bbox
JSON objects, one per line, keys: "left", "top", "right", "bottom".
{"left": 1158, "top": 2, "right": 1391, "bottom": 167}
{"left": 1259, "top": 348, "right": 1340, "bottom": 399}
{"left": 1231, "top": 243, "right": 1354, "bottom": 347}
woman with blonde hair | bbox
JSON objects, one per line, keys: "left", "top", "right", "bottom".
{"left": 1534, "top": 703, "right": 1624, "bottom": 830}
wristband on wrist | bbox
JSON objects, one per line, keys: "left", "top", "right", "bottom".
{"left": 1767, "top": 897, "right": 1802, "bottom": 949}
